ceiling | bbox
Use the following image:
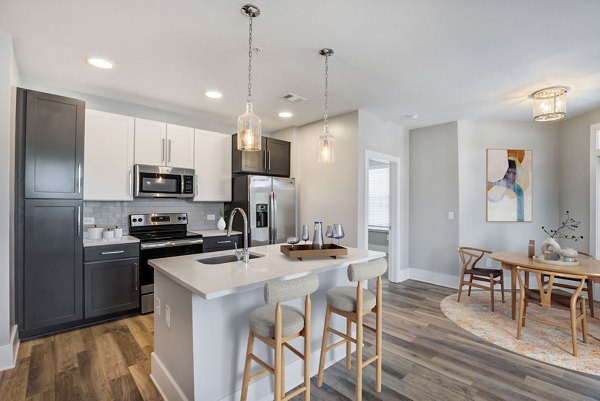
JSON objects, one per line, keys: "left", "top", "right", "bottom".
{"left": 1, "top": 0, "right": 600, "bottom": 131}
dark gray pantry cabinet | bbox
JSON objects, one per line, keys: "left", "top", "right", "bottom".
{"left": 16, "top": 88, "right": 139, "bottom": 339}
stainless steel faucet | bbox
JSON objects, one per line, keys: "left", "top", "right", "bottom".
{"left": 227, "top": 207, "right": 249, "bottom": 263}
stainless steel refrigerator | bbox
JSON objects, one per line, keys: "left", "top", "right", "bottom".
{"left": 230, "top": 175, "right": 296, "bottom": 246}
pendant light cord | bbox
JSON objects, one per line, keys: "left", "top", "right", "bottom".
{"left": 323, "top": 53, "right": 329, "bottom": 132}
{"left": 247, "top": 16, "right": 253, "bottom": 104}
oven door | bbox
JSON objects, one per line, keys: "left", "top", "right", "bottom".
{"left": 139, "top": 240, "right": 203, "bottom": 313}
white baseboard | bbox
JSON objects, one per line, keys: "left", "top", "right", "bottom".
{"left": 409, "top": 268, "right": 458, "bottom": 289}
{"left": 150, "top": 352, "right": 189, "bottom": 401}
{"left": 393, "top": 269, "right": 410, "bottom": 283}
{"left": 0, "top": 325, "right": 19, "bottom": 372}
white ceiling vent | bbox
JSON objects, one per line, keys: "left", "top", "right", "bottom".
{"left": 283, "top": 93, "right": 307, "bottom": 103}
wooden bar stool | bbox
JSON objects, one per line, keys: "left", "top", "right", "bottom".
{"left": 240, "top": 273, "right": 319, "bottom": 401}
{"left": 316, "top": 258, "right": 387, "bottom": 401}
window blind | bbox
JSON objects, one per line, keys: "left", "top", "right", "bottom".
{"left": 368, "top": 164, "right": 390, "bottom": 229}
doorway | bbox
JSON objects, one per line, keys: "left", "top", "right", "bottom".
{"left": 364, "top": 150, "right": 405, "bottom": 282}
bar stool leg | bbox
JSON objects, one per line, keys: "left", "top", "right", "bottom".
{"left": 375, "top": 277, "right": 382, "bottom": 392}
{"left": 317, "top": 305, "right": 331, "bottom": 387}
{"left": 356, "top": 284, "right": 364, "bottom": 401}
{"left": 240, "top": 331, "right": 254, "bottom": 401}
{"left": 280, "top": 349, "right": 285, "bottom": 399}
{"left": 346, "top": 318, "right": 352, "bottom": 369}
{"left": 304, "top": 296, "right": 311, "bottom": 401}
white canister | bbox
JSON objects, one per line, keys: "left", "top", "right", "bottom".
{"left": 87, "top": 226, "right": 103, "bottom": 240}
{"left": 113, "top": 227, "right": 123, "bottom": 238}
{"left": 102, "top": 230, "right": 115, "bottom": 240}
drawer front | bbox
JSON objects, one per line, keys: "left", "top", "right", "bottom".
{"left": 203, "top": 234, "right": 242, "bottom": 252}
{"left": 84, "top": 243, "right": 140, "bottom": 262}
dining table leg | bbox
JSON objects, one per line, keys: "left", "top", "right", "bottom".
{"left": 505, "top": 263, "right": 516, "bottom": 320}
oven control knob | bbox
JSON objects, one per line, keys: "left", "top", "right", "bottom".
{"left": 182, "top": 216, "right": 187, "bottom": 221}
{"left": 177, "top": 217, "right": 182, "bottom": 221}
{"left": 132, "top": 218, "right": 138, "bottom": 223}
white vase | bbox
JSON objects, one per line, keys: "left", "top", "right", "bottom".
{"left": 541, "top": 238, "right": 561, "bottom": 260}
{"left": 217, "top": 217, "right": 226, "bottom": 231}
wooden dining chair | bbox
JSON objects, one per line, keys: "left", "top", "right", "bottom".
{"left": 541, "top": 251, "right": 595, "bottom": 317}
{"left": 516, "top": 266, "right": 587, "bottom": 356}
{"left": 457, "top": 247, "right": 504, "bottom": 311}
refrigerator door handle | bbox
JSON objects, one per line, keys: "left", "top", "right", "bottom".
{"left": 269, "top": 191, "right": 275, "bottom": 244}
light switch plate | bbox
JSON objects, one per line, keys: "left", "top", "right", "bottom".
{"left": 83, "top": 217, "right": 95, "bottom": 225}
{"left": 155, "top": 297, "right": 161, "bottom": 316}
{"left": 448, "top": 212, "right": 455, "bottom": 220}
{"left": 207, "top": 214, "right": 215, "bottom": 221}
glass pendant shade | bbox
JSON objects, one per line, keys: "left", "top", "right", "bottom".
{"left": 237, "top": 102, "right": 262, "bottom": 151}
{"left": 532, "top": 86, "right": 567, "bottom": 122}
{"left": 318, "top": 130, "right": 335, "bottom": 163}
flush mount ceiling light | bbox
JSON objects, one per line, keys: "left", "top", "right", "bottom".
{"left": 278, "top": 111, "right": 293, "bottom": 118}
{"left": 205, "top": 91, "right": 223, "bottom": 99}
{"left": 318, "top": 48, "right": 335, "bottom": 164}
{"left": 86, "top": 57, "right": 114, "bottom": 69}
{"left": 531, "top": 86, "right": 568, "bottom": 122}
{"left": 237, "top": 4, "right": 262, "bottom": 151}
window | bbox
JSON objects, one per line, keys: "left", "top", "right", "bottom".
{"left": 368, "top": 159, "right": 390, "bottom": 229}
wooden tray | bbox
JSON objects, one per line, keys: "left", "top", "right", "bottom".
{"left": 280, "top": 244, "right": 348, "bottom": 261}
{"left": 532, "top": 255, "right": 580, "bottom": 267}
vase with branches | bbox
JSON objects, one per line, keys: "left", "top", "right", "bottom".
{"left": 541, "top": 210, "right": 584, "bottom": 242}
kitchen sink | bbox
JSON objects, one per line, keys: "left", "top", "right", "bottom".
{"left": 197, "top": 253, "right": 264, "bottom": 265}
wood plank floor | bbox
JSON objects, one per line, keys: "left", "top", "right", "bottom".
{"left": 1, "top": 280, "right": 599, "bottom": 400}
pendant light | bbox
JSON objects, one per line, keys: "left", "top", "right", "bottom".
{"left": 531, "top": 86, "right": 568, "bottom": 122}
{"left": 318, "top": 48, "right": 335, "bottom": 163}
{"left": 237, "top": 4, "right": 262, "bottom": 151}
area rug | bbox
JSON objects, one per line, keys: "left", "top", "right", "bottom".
{"left": 440, "top": 291, "right": 600, "bottom": 375}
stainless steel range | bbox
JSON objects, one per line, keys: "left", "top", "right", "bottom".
{"left": 129, "top": 213, "right": 203, "bottom": 314}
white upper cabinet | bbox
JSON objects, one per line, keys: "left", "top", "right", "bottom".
{"left": 194, "top": 129, "right": 231, "bottom": 202}
{"left": 166, "top": 124, "right": 195, "bottom": 169}
{"left": 84, "top": 110, "right": 135, "bottom": 201}
{"left": 134, "top": 119, "right": 194, "bottom": 169}
{"left": 134, "top": 118, "right": 167, "bottom": 166}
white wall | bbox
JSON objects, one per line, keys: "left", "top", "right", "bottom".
{"left": 458, "top": 121, "right": 560, "bottom": 283}
{"left": 296, "top": 112, "right": 359, "bottom": 246}
{"left": 358, "top": 110, "right": 409, "bottom": 280}
{"left": 409, "top": 122, "right": 459, "bottom": 284}
{"left": 558, "top": 107, "right": 600, "bottom": 252}
{"left": 0, "top": 32, "right": 19, "bottom": 370}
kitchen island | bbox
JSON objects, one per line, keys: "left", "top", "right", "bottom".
{"left": 148, "top": 244, "right": 385, "bottom": 401}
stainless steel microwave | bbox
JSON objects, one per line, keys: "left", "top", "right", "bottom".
{"left": 134, "top": 164, "right": 195, "bottom": 198}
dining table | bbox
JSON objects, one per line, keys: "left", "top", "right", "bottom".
{"left": 490, "top": 252, "right": 600, "bottom": 320}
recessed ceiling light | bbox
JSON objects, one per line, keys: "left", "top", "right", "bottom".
{"left": 86, "top": 57, "right": 114, "bottom": 69}
{"left": 278, "top": 111, "right": 293, "bottom": 118}
{"left": 205, "top": 91, "right": 223, "bottom": 99}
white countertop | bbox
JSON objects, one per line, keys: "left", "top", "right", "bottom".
{"left": 190, "top": 229, "right": 242, "bottom": 237}
{"left": 83, "top": 235, "right": 140, "bottom": 247}
{"left": 149, "top": 244, "right": 386, "bottom": 300}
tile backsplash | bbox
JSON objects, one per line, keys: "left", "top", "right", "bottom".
{"left": 84, "top": 199, "right": 224, "bottom": 233}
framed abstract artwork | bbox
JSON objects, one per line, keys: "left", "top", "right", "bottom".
{"left": 486, "top": 149, "right": 532, "bottom": 222}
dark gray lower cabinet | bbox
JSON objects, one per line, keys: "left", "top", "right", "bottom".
{"left": 84, "top": 243, "right": 140, "bottom": 318}
{"left": 203, "top": 234, "right": 243, "bottom": 252}
{"left": 23, "top": 199, "right": 83, "bottom": 333}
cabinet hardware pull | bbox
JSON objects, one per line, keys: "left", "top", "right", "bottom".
{"left": 161, "top": 138, "right": 165, "bottom": 162}
{"left": 77, "top": 206, "right": 81, "bottom": 236}
{"left": 216, "top": 240, "right": 232, "bottom": 244}
{"left": 134, "top": 262, "right": 139, "bottom": 292}
{"left": 101, "top": 250, "right": 125, "bottom": 255}
{"left": 129, "top": 170, "right": 133, "bottom": 195}
{"left": 268, "top": 150, "right": 271, "bottom": 170}
{"left": 168, "top": 139, "right": 172, "bottom": 163}
{"left": 78, "top": 164, "right": 82, "bottom": 194}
